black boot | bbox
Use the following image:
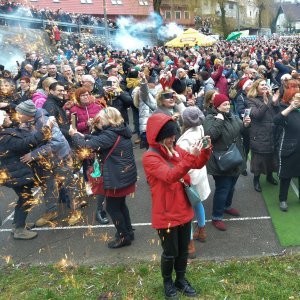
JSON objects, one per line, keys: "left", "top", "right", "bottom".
{"left": 95, "top": 210, "right": 109, "bottom": 224}
{"left": 254, "top": 175, "right": 262, "bottom": 192}
{"left": 115, "top": 228, "right": 135, "bottom": 241}
{"left": 266, "top": 173, "right": 278, "bottom": 185}
{"left": 161, "top": 255, "right": 178, "bottom": 300}
{"left": 174, "top": 271, "right": 197, "bottom": 297}
{"left": 107, "top": 236, "right": 131, "bottom": 249}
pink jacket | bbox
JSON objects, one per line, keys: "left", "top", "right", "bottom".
{"left": 32, "top": 90, "right": 47, "bottom": 108}
{"left": 70, "top": 103, "right": 102, "bottom": 134}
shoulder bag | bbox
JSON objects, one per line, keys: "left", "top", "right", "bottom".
{"left": 87, "top": 135, "right": 121, "bottom": 195}
{"left": 213, "top": 143, "right": 243, "bottom": 172}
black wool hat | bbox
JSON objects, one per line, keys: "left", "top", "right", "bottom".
{"left": 156, "top": 120, "right": 179, "bottom": 142}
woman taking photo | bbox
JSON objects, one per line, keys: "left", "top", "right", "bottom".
{"left": 203, "top": 94, "right": 251, "bottom": 231}
{"left": 143, "top": 113, "right": 211, "bottom": 299}
{"left": 247, "top": 79, "right": 280, "bottom": 192}
{"left": 274, "top": 88, "right": 300, "bottom": 212}
{"left": 69, "top": 107, "right": 137, "bottom": 248}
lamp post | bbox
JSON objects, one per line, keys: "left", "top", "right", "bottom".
{"left": 103, "top": 0, "right": 109, "bottom": 47}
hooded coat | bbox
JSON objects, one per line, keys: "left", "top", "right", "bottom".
{"left": 142, "top": 113, "right": 211, "bottom": 229}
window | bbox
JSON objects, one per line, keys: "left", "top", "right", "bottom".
{"left": 228, "top": 3, "right": 234, "bottom": 9}
{"left": 53, "top": 0, "right": 60, "bottom": 2}
{"left": 184, "top": 11, "right": 190, "bottom": 19}
{"left": 139, "top": 0, "right": 149, "bottom": 5}
{"left": 175, "top": 11, "right": 181, "bottom": 20}
{"left": 111, "top": 0, "right": 122, "bottom": 4}
{"left": 165, "top": 11, "right": 171, "bottom": 19}
{"left": 249, "top": 11, "right": 252, "bottom": 16}
{"left": 81, "top": 0, "right": 93, "bottom": 3}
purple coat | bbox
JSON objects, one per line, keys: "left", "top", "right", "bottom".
{"left": 70, "top": 103, "right": 102, "bottom": 134}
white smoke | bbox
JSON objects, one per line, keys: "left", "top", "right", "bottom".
{"left": 112, "top": 13, "right": 184, "bottom": 50}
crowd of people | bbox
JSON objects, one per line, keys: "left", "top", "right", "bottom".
{"left": 0, "top": 1, "right": 117, "bottom": 29}
{"left": 1, "top": 30, "right": 300, "bottom": 299}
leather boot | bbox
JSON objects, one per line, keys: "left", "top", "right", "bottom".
{"left": 175, "top": 271, "right": 197, "bottom": 297}
{"left": 254, "top": 175, "right": 262, "bottom": 192}
{"left": 188, "top": 240, "right": 196, "bottom": 259}
{"left": 193, "top": 225, "right": 207, "bottom": 242}
{"left": 161, "top": 255, "right": 178, "bottom": 300}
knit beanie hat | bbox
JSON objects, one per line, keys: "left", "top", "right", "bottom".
{"left": 213, "top": 94, "right": 229, "bottom": 108}
{"left": 156, "top": 120, "right": 179, "bottom": 142}
{"left": 0, "top": 110, "right": 6, "bottom": 126}
{"left": 16, "top": 100, "right": 37, "bottom": 117}
{"left": 182, "top": 106, "right": 205, "bottom": 128}
{"left": 171, "top": 78, "right": 186, "bottom": 94}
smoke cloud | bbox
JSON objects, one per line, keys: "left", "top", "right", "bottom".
{"left": 112, "top": 12, "right": 184, "bottom": 50}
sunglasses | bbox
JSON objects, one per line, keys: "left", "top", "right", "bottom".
{"left": 161, "top": 92, "right": 174, "bottom": 100}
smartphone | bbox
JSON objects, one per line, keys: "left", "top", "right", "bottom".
{"left": 244, "top": 108, "right": 251, "bottom": 118}
{"left": 106, "top": 81, "right": 113, "bottom": 87}
{"left": 16, "top": 61, "right": 20, "bottom": 67}
{"left": 188, "top": 69, "right": 195, "bottom": 78}
{"left": 71, "top": 113, "right": 77, "bottom": 130}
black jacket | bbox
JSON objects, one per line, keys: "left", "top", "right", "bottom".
{"left": 42, "top": 94, "right": 71, "bottom": 143}
{"left": 108, "top": 91, "right": 133, "bottom": 124}
{"left": 0, "top": 127, "right": 47, "bottom": 187}
{"left": 72, "top": 124, "right": 137, "bottom": 190}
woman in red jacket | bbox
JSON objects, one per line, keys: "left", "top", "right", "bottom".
{"left": 142, "top": 113, "right": 211, "bottom": 299}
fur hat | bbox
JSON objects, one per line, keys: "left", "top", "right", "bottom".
{"left": 213, "top": 94, "right": 229, "bottom": 108}
{"left": 182, "top": 106, "right": 205, "bottom": 128}
{"left": 16, "top": 100, "right": 37, "bottom": 117}
{"left": 156, "top": 120, "right": 179, "bottom": 142}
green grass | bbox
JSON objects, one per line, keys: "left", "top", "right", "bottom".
{"left": 1, "top": 254, "right": 300, "bottom": 299}
{"left": 261, "top": 176, "right": 300, "bottom": 246}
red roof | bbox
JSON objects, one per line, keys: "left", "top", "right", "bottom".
{"left": 20, "top": 0, "right": 153, "bottom": 17}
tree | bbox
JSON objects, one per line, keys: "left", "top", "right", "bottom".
{"left": 153, "top": 0, "right": 162, "bottom": 16}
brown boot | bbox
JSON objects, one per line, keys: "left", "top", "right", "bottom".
{"left": 193, "top": 225, "right": 207, "bottom": 242}
{"left": 188, "top": 240, "right": 196, "bottom": 259}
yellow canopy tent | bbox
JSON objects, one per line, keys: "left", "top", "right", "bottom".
{"left": 165, "top": 28, "right": 217, "bottom": 47}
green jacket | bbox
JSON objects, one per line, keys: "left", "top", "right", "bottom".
{"left": 203, "top": 107, "right": 246, "bottom": 177}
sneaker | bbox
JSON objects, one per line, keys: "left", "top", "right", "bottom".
{"left": 35, "top": 211, "right": 58, "bottom": 227}
{"left": 67, "top": 210, "right": 82, "bottom": 226}
{"left": 193, "top": 225, "right": 207, "bottom": 242}
{"left": 279, "top": 201, "right": 288, "bottom": 212}
{"left": 13, "top": 228, "right": 38, "bottom": 240}
{"left": 188, "top": 240, "right": 196, "bottom": 259}
{"left": 95, "top": 210, "right": 109, "bottom": 224}
{"left": 212, "top": 220, "right": 227, "bottom": 231}
{"left": 11, "top": 222, "right": 35, "bottom": 234}
{"left": 224, "top": 208, "right": 240, "bottom": 216}
{"left": 174, "top": 278, "right": 197, "bottom": 297}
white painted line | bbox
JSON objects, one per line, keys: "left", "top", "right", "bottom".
{"left": 0, "top": 216, "right": 271, "bottom": 233}
{"left": 291, "top": 180, "right": 299, "bottom": 198}
{"left": 1, "top": 212, "right": 14, "bottom": 226}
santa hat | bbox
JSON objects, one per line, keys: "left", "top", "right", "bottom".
{"left": 239, "top": 78, "right": 252, "bottom": 90}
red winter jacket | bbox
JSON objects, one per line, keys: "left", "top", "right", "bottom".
{"left": 211, "top": 65, "right": 229, "bottom": 96}
{"left": 69, "top": 102, "right": 102, "bottom": 134}
{"left": 142, "top": 113, "right": 211, "bottom": 229}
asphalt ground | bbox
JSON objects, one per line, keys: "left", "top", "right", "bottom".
{"left": 2, "top": 143, "right": 299, "bottom": 267}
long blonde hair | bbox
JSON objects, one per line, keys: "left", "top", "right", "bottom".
{"left": 247, "top": 78, "right": 265, "bottom": 98}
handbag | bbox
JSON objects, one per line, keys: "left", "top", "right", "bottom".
{"left": 213, "top": 143, "right": 243, "bottom": 172}
{"left": 87, "top": 135, "right": 121, "bottom": 195}
{"left": 180, "top": 180, "right": 202, "bottom": 207}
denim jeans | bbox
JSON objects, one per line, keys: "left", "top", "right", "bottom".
{"left": 12, "top": 182, "right": 34, "bottom": 228}
{"left": 212, "top": 175, "right": 239, "bottom": 220}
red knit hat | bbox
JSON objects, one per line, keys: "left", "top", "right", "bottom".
{"left": 213, "top": 94, "right": 230, "bottom": 108}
